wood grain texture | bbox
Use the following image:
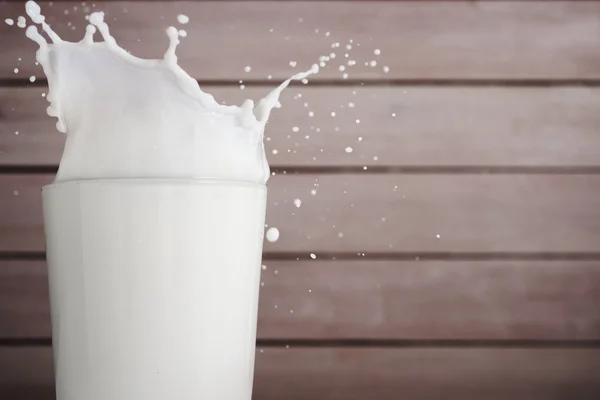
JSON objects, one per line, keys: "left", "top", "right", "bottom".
{"left": 2, "top": 1, "right": 600, "bottom": 81}
{"left": 3, "top": 86, "right": 600, "bottom": 167}
{"left": 1, "top": 173, "right": 599, "bottom": 253}
{"left": 1, "top": 347, "right": 600, "bottom": 400}
{"left": 2, "top": 260, "right": 600, "bottom": 340}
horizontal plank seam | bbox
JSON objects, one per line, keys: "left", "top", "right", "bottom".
{"left": 4, "top": 252, "right": 600, "bottom": 262}
{"left": 4, "top": 78, "right": 600, "bottom": 88}
{"left": 4, "top": 166, "right": 600, "bottom": 175}
{"left": 273, "top": 166, "right": 600, "bottom": 175}
{"left": 0, "top": 0, "right": 486, "bottom": 3}
{"left": 2, "top": 338, "right": 600, "bottom": 349}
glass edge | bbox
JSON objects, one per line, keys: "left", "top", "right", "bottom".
{"left": 42, "top": 178, "right": 267, "bottom": 191}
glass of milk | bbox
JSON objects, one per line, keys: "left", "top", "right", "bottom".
{"left": 43, "top": 178, "right": 266, "bottom": 400}
{"left": 24, "top": 1, "right": 317, "bottom": 397}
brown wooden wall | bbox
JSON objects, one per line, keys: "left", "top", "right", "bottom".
{"left": 1, "top": 1, "right": 600, "bottom": 399}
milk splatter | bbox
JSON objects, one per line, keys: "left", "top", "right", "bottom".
{"left": 265, "top": 227, "right": 280, "bottom": 242}
{"left": 22, "top": 1, "right": 318, "bottom": 184}
{"left": 5, "top": 18, "right": 14, "bottom": 26}
{"left": 176, "top": 14, "right": 189, "bottom": 24}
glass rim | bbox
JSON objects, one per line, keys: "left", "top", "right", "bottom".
{"left": 42, "top": 177, "right": 267, "bottom": 191}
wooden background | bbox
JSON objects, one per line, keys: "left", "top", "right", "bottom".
{"left": 1, "top": 1, "right": 600, "bottom": 399}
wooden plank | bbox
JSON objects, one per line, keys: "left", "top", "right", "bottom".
{"left": 2, "top": 260, "right": 600, "bottom": 340}
{"left": 3, "top": 86, "right": 600, "bottom": 167}
{"left": 1, "top": 347, "right": 599, "bottom": 399}
{"left": 1, "top": 173, "right": 600, "bottom": 253}
{"left": 1, "top": 2, "right": 600, "bottom": 81}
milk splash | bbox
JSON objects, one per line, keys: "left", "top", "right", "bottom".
{"left": 23, "top": 1, "right": 318, "bottom": 184}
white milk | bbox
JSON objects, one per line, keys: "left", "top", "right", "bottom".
{"left": 43, "top": 179, "right": 266, "bottom": 400}
{"left": 24, "top": 1, "right": 318, "bottom": 184}
{"left": 21, "top": 1, "right": 319, "bottom": 399}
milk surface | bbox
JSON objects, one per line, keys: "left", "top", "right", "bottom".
{"left": 24, "top": 1, "right": 318, "bottom": 184}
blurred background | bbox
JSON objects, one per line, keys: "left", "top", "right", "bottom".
{"left": 1, "top": 0, "right": 600, "bottom": 399}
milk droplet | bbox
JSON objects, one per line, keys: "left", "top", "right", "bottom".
{"left": 392, "top": 113, "right": 396, "bottom": 117}
{"left": 436, "top": 234, "right": 441, "bottom": 239}
{"left": 178, "top": 30, "right": 187, "bottom": 37}
{"left": 338, "top": 232, "right": 344, "bottom": 238}
{"left": 345, "top": 146, "right": 353, "bottom": 153}
{"left": 292, "top": 126, "right": 299, "bottom": 132}
{"left": 310, "top": 253, "right": 317, "bottom": 259}
{"left": 5, "top": 18, "right": 14, "bottom": 26}
{"left": 266, "top": 227, "right": 280, "bottom": 242}
{"left": 310, "top": 189, "right": 317, "bottom": 196}
{"left": 289, "top": 61, "right": 297, "bottom": 67}
{"left": 308, "top": 111, "right": 314, "bottom": 117}
{"left": 342, "top": 73, "right": 348, "bottom": 79}
{"left": 261, "top": 265, "right": 267, "bottom": 270}
{"left": 272, "top": 149, "right": 278, "bottom": 155}
{"left": 330, "top": 111, "right": 336, "bottom": 117}
{"left": 13, "top": 68, "right": 19, "bottom": 74}
{"left": 338, "top": 65, "right": 346, "bottom": 72}
{"left": 13, "top": 190, "right": 19, "bottom": 196}
{"left": 244, "top": 66, "right": 251, "bottom": 72}
{"left": 17, "top": 16, "right": 26, "bottom": 28}
{"left": 383, "top": 66, "right": 390, "bottom": 73}
{"left": 176, "top": 14, "right": 189, "bottom": 24}
{"left": 374, "top": 49, "right": 381, "bottom": 55}
{"left": 355, "top": 119, "right": 360, "bottom": 124}
{"left": 29, "top": 76, "right": 36, "bottom": 82}
{"left": 14, "top": 131, "right": 19, "bottom": 135}
{"left": 369, "top": 60, "right": 377, "bottom": 67}
{"left": 293, "top": 199, "right": 302, "bottom": 208}
{"left": 348, "top": 102, "right": 355, "bottom": 108}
